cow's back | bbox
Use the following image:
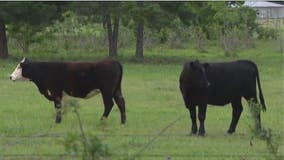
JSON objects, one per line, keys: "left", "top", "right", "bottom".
{"left": 64, "top": 59, "right": 121, "bottom": 84}
{"left": 63, "top": 59, "right": 122, "bottom": 98}
{"left": 206, "top": 60, "right": 257, "bottom": 105}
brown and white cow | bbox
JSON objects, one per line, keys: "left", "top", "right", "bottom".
{"left": 10, "top": 58, "right": 126, "bottom": 124}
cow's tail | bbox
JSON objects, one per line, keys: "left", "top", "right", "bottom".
{"left": 253, "top": 62, "right": 266, "bottom": 111}
{"left": 114, "top": 61, "right": 123, "bottom": 95}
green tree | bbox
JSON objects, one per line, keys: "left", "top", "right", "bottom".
{"left": 73, "top": 2, "right": 122, "bottom": 57}
{"left": 123, "top": 2, "right": 179, "bottom": 61}
{"left": 0, "top": 2, "right": 64, "bottom": 56}
{"left": 163, "top": 2, "right": 257, "bottom": 55}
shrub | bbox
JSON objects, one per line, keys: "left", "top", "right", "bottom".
{"left": 218, "top": 24, "right": 256, "bottom": 57}
{"left": 166, "top": 19, "right": 191, "bottom": 49}
{"left": 143, "top": 27, "right": 160, "bottom": 49}
{"left": 189, "top": 25, "right": 208, "bottom": 53}
{"left": 62, "top": 97, "right": 110, "bottom": 160}
{"left": 118, "top": 25, "right": 135, "bottom": 49}
{"left": 256, "top": 26, "right": 278, "bottom": 40}
{"left": 247, "top": 100, "right": 281, "bottom": 160}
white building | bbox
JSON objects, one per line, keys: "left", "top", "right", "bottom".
{"left": 244, "top": 1, "right": 284, "bottom": 19}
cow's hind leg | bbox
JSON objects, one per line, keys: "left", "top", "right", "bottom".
{"left": 101, "top": 91, "right": 114, "bottom": 121}
{"left": 198, "top": 104, "right": 207, "bottom": 136}
{"left": 113, "top": 88, "right": 126, "bottom": 124}
{"left": 228, "top": 98, "right": 243, "bottom": 134}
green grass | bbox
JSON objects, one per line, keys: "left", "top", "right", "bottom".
{"left": 0, "top": 40, "right": 283, "bottom": 159}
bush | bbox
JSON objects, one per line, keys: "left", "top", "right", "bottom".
{"left": 247, "top": 100, "right": 281, "bottom": 160}
{"left": 219, "top": 27, "right": 243, "bottom": 57}
{"left": 216, "top": 24, "right": 255, "bottom": 57}
{"left": 256, "top": 26, "right": 278, "bottom": 40}
{"left": 189, "top": 25, "right": 208, "bottom": 53}
{"left": 166, "top": 19, "right": 191, "bottom": 49}
{"left": 143, "top": 27, "right": 160, "bottom": 49}
{"left": 64, "top": 132, "right": 110, "bottom": 160}
{"left": 211, "top": 5, "right": 258, "bottom": 56}
{"left": 118, "top": 25, "right": 135, "bottom": 49}
{"left": 62, "top": 97, "right": 110, "bottom": 160}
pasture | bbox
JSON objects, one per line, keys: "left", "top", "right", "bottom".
{"left": 0, "top": 40, "right": 283, "bottom": 159}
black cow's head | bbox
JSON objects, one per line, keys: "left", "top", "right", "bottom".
{"left": 187, "top": 60, "right": 210, "bottom": 88}
{"left": 10, "top": 57, "right": 32, "bottom": 81}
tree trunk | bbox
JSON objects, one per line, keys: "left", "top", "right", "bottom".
{"left": 106, "top": 14, "right": 113, "bottom": 57}
{"left": 0, "top": 20, "right": 8, "bottom": 59}
{"left": 112, "top": 16, "right": 119, "bottom": 57}
{"left": 136, "top": 22, "right": 144, "bottom": 61}
{"left": 136, "top": 1, "right": 144, "bottom": 62}
{"left": 106, "top": 14, "right": 120, "bottom": 58}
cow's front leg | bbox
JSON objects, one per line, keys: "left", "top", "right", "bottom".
{"left": 54, "top": 101, "right": 62, "bottom": 123}
{"left": 198, "top": 104, "right": 207, "bottom": 136}
{"left": 54, "top": 97, "right": 62, "bottom": 123}
{"left": 187, "top": 105, "right": 197, "bottom": 135}
{"left": 38, "top": 86, "right": 54, "bottom": 101}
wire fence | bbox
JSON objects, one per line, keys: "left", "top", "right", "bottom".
{"left": 1, "top": 114, "right": 281, "bottom": 160}
{"left": 1, "top": 134, "right": 280, "bottom": 159}
{"left": 2, "top": 153, "right": 278, "bottom": 158}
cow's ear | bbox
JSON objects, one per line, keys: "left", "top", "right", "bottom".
{"left": 190, "top": 60, "right": 200, "bottom": 69}
{"left": 20, "top": 58, "right": 30, "bottom": 67}
{"left": 203, "top": 63, "right": 210, "bottom": 69}
{"left": 23, "top": 57, "right": 29, "bottom": 64}
{"left": 190, "top": 61, "right": 195, "bottom": 69}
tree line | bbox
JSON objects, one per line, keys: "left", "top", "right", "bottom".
{"left": 0, "top": 1, "right": 259, "bottom": 60}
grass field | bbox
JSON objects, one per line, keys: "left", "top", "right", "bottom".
{"left": 0, "top": 40, "right": 283, "bottom": 159}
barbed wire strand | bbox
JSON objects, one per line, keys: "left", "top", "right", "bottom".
{"left": 1, "top": 153, "right": 278, "bottom": 158}
{"left": 129, "top": 114, "right": 186, "bottom": 159}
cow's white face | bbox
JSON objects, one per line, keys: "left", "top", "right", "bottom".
{"left": 10, "top": 58, "right": 29, "bottom": 81}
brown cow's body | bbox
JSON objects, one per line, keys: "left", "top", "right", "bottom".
{"left": 10, "top": 58, "right": 126, "bottom": 124}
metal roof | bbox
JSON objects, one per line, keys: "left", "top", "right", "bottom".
{"left": 244, "top": 1, "right": 284, "bottom": 8}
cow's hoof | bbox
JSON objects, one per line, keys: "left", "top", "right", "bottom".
{"left": 190, "top": 131, "right": 197, "bottom": 135}
{"left": 55, "top": 116, "right": 62, "bottom": 123}
{"left": 121, "top": 118, "right": 126, "bottom": 124}
{"left": 190, "top": 133, "right": 197, "bottom": 136}
{"left": 198, "top": 131, "right": 205, "bottom": 136}
{"left": 191, "top": 128, "right": 197, "bottom": 134}
{"left": 198, "top": 133, "right": 205, "bottom": 137}
{"left": 227, "top": 129, "right": 235, "bottom": 134}
{"left": 121, "top": 123, "right": 126, "bottom": 128}
{"left": 100, "top": 116, "right": 107, "bottom": 121}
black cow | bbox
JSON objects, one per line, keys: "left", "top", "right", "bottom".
{"left": 10, "top": 58, "right": 126, "bottom": 124}
{"left": 179, "top": 60, "right": 266, "bottom": 136}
